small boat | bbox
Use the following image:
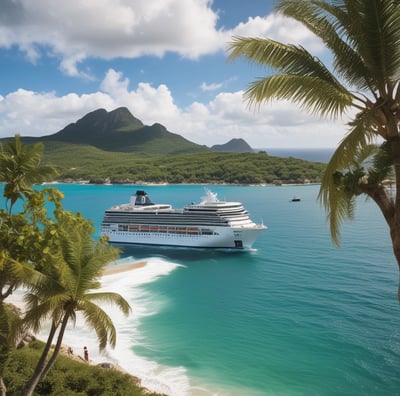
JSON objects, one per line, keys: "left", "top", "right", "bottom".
{"left": 101, "top": 189, "right": 266, "bottom": 249}
{"left": 290, "top": 197, "right": 301, "bottom": 202}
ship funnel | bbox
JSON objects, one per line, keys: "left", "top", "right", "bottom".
{"left": 131, "top": 190, "right": 155, "bottom": 206}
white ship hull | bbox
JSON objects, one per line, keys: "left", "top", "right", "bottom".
{"left": 101, "top": 225, "right": 265, "bottom": 249}
{"left": 101, "top": 189, "right": 266, "bottom": 250}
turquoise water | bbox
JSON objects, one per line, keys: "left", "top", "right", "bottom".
{"left": 4, "top": 183, "right": 400, "bottom": 395}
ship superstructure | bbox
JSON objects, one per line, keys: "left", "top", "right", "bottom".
{"left": 101, "top": 189, "right": 266, "bottom": 249}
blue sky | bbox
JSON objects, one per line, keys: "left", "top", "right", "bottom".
{"left": 0, "top": 0, "right": 349, "bottom": 148}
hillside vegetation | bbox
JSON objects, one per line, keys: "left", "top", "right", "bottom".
{"left": 4, "top": 340, "right": 164, "bottom": 396}
{"left": 18, "top": 107, "right": 208, "bottom": 155}
{"left": 43, "top": 146, "right": 325, "bottom": 184}
{"left": 0, "top": 107, "right": 326, "bottom": 184}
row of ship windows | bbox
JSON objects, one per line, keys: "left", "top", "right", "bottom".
{"left": 104, "top": 213, "right": 248, "bottom": 222}
{"left": 107, "top": 225, "right": 215, "bottom": 235}
{"left": 106, "top": 232, "right": 216, "bottom": 238}
{"left": 103, "top": 216, "right": 231, "bottom": 225}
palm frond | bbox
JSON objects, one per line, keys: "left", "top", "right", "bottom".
{"left": 80, "top": 300, "right": 117, "bottom": 350}
{"left": 276, "top": 0, "right": 372, "bottom": 92}
{"left": 0, "top": 135, "right": 57, "bottom": 209}
{"left": 367, "top": 141, "right": 394, "bottom": 184}
{"left": 85, "top": 292, "right": 131, "bottom": 316}
{"left": 229, "top": 37, "right": 339, "bottom": 83}
{"left": 23, "top": 296, "right": 65, "bottom": 333}
{"left": 318, "top": 111, "right": 377, "bottom": 244}
{"left": 245, "top": 74, "right": 352, "bottom": 117}
{"left": 228, "top": 37, "right": 353, "bottom": 117}
{"left": 352, "top": 0, "right": 400, "bottom": 91}
{"left": 277, "top": 0, "right": 400, "bottom": 95}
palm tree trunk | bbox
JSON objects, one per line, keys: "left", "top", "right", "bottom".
{"left": 0, "top": 303, "right": 9, "bottom": 396}
{"left": 21, "top": 321, "right": 58, "bottom": 396}
{"left": 0, "top": 377, "right": 6, "bottom": 396}
{"left": 390, "top": 138, "right": 400, "bottom": 300}
{"left": 360, "top": 137, "right": 400, "bottom": 300}
{"left": 38, "top": 313, "right": 70, "bottom": 381}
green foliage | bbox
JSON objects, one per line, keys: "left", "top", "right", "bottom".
{"left": 0, "top": 135, "right": 132, "bottom": 394}
{"left": 0, "top": 188, "right": 66, "bottom": 306}
{"left": 228, "top": 0, "right": 400, "bottom": 255}
{"left": 0, "top": 304, "right": 11, "bottom": 379}
{"left": 11, "top": 108, "right": 209, "bottom": 155}
{"left": 40, "top": 147, "right": 325, "bottom": 184}
{"left": 368, "top": 142, "right": 394, "bottom": 185}
{"left": 0, "top": 135, "right": 57, "bottom": 211}
{"left": 3, "top": 341, "right": 164, "bottom": 395}
{"left": 20, "top": 207, "right": 131, "bottom": 395}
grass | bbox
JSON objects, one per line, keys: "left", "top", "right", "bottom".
{"left": 3, "top": 340, "right": 166, "bottom": 396}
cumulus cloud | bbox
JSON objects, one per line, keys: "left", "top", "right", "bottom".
{"left": 200, "top": 82, "right": 223, "bottom": 92}
{"left": 228, "top": 13, "right": 325, "bottom": 53}
{"left": 0, "top": 0, "right": 224, "bottom": 76}
{"left": 0, "top": 69, "right": 349, "bottom": 148}
{"left": 0, "top": 0, "right": 325, "bottom": 77}
{"left": 0, "top": 2, "right": 342, "bottom": 148}
{"left": 0, "top": 88, "right": 114, "bottom": 137}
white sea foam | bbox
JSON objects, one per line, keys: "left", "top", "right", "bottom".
{"left": 61, "top": 256, "right": 193, "bottom": 396}
{"left": 8, "top": 256, "right": 247, "bottom": 396}
{"left": 9, "top": 256, "right": 192, "bottom": 395}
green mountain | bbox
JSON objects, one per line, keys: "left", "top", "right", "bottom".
{"left": 211, "top": 138, "right": 254, "bottom": 153}
{"left": 0, "top": 107, "right": 326, "bottom": 184}
{"left": 14, "top": 107, "right": 209, "bottom": 155}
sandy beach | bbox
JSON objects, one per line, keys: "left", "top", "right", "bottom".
{"left": 8, "top": 259, "right": 148, "bottom": 362}
{"left": 103, "top": 260, "right": 147, "bottom": 275}
{"left": 7, "top": 259, "right": 155, "bottom": 388}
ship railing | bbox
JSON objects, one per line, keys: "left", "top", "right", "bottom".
{"left": 109, "top": 223, "right": 218, "bottom": 236}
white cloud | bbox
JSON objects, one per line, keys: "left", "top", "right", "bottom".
{"left": 200, "top": 82, "right": 223, "bottom": 92}
{"left": 228, "top": 14, "right": 325, "bottom": 53}
{"left": 0, "top": 0, "right": 223, "bottom": 77}
{"left": 0, "top": 69, "right": 349, "bottom": 148}
{"left": 0, "top": 1, "right": 326, "bottom": 77}
{"left": 0, "top": 88, "right": 114, "bottom": 137}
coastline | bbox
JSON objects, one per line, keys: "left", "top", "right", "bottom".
{"left": 103, "top": 260, "right": 147, "bottom": 275}
{"left": 42, "top": 180, "right": 321, "bottom": 187}
{"left": 7, "top": 259, "right": 168, "bottom": 395}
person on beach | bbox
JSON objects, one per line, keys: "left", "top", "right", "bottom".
{"left": 67, "top": 346, "right": 73, "bottom": 356}
{"left": 83, "top": 346, "right": 89, "bottom": 362}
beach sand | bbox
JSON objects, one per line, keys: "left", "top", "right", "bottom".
{"left": 9, "top": 260, "right": 149, "bottom": 379}
{"left": 103, "top": 260, "right": 147, "bottom": 276}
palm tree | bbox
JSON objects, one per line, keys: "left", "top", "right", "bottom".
{"left": 0, "top": 134, "right": 59, "bottom": 304}
{"left": 21, "top": 212, "right": 131, "bottom": 396}
{"left": 0, "top": 133, "right": 58, "bottom": 394}
{"left": 0, "top": 303, "right": 25, "bottom": 396}
{"left": 228, "top": 1, "right": 400, "bottom": 290}
{"left": 0, "top": 134, "right": 56, "bottom": 213}
{"left": 0, "top": 134, "right": 59, "bottom": 306}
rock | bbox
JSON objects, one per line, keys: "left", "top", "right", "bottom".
{"left": 98, "top": 362, "right": 114, "bottom": 369}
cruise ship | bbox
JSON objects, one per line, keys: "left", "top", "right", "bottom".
{"left": 101, "top": 189, "right": 266, "bottom": 249}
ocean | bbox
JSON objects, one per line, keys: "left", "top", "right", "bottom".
{"left": 260, "top": 148, "right": 335, "bottom": 163}
{"left": 4, "top": 182, "right": 400, "bottom": 396}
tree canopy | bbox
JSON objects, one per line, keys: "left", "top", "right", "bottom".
{"left": 228, "top": 0, "right": 400, "bottom": 294}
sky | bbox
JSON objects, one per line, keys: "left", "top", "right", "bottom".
{"left": 0, "top": 0, "right": 352, "bottom": 149}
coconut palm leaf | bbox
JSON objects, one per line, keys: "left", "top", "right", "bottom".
{"left": 0, "top": 135, "right": 57, "bottom": 211}
{"left": 228, "top": 0, "right": 400, "bottom": 257}
{"left": 22, "top": 212, "right": 130, "bottom": 396}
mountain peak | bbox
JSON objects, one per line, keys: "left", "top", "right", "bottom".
{"left": 40, "top": 107, "right": 208, "bottom": 154}
{"left": 211, "top": 138, "right": 254, "bottom": 153}
{"left": 108, "top": 107, "right": 144, "bottom": 129}
{"left": 49, "top": 107, "right": 144, "bottom": 143}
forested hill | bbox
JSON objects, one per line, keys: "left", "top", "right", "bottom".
{"left": 211, "top": 138, "right": 254, "bottom": 153}
{"left": 9, "top": 107, "right": 209, "bottom": 155}
{"left": 0, "top": 107, "right": 326, "bottom": 184}
{"left": 43, "top": 148, "right": 326, "bottom": 185}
